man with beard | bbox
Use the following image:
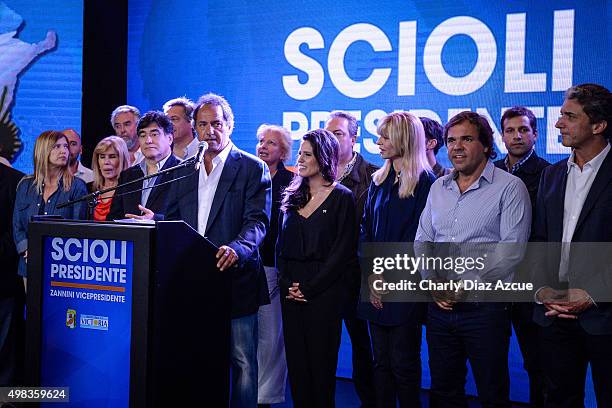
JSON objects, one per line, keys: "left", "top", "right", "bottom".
{"left": 111, "top": 105, "right": 142, "bottom": 165}
{"left": 62, "top": 128, "right": 94, "bottom": 183}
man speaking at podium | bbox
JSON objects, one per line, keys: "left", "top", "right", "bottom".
{"left": 132, "top": 93, "right": 272, "bottom": 407}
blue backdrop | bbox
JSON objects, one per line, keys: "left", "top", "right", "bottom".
{"left": 126, "top": 0, "right": 608, "bottom": 405}
{"left": 127, "top": 0, "right": 611, "bottom": 168}
{"left": 2, "top": 0, "right": 82, "bottom": 174}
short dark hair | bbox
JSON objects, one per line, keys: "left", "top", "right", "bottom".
{"left": 137, "top": 111, "right": 174, "bottom": 135}
{"left": 281, "top": 129, "right": 339, "bottom": 212}
{"left": 419, "top": 117, "right": 444, "bottom": 155}
{"left": 444, "top": 111, "right": 497, "bottom": 160}
{"left": 565, "top": 83, "right": 612, "bottom": 141}
{"left": 163, "top": 96, "right": 195, "bottom": 121}
{"left": 500, "top": 106, "right": 538, "bottom": 134}
{"left": 328, "top": 111, "right": 359, "bottom": 138}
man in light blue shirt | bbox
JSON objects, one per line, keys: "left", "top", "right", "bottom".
{"left": 416, "top": 111, "right": 531, "bottom": 408}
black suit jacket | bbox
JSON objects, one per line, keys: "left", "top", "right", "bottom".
{"left": 108, "top": 154, "right": 181, "bottom": 220}
{"left": 532, "top": 145, "right": 612, "bottom": 334}
{"left": 0, "top": 164, "right": 24, "bottom": 298}
{"left": 164, "top": 146, "right": 272, "bottom": 318}
{"left": 260, "top": 162, "right": 293, "bottom": 267}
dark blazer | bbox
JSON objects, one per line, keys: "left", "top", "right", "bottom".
{"left": 0, "top": 164, "right": 24, "bottom": 298}
{"left": 164, "top": 146, "right": 272, "bottom": 318}
{"left": 261, "top": 162, "right": 293, "bottom": 267}
{"left": 340, "top": 152, "right": 378, "bottom": 226}
{"left": 357, "top": 169, "right": 435, "bottom": 325}
{"left": 339, "top": 153, "right": 378, "bottom": 313}
{"left": 108, "top": 154, "right": 180, "bottom": 220}
{"left": 532, "top": 146, "right": 612, "bottom": 334}
{"left": 494, "top": 151, "right": 550, "bottom": 209}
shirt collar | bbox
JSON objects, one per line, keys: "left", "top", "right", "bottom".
{"left": 443, "top": 160, "right": 494, "bottom": 190}
{"left": 201, "top": 141, "right": 233, "bottom": 174}
{"left": 184, "top": 137, "right": 200, "bottom": 159}
{"left": 215, "top": 141, "right": 233, "bottom": 165}
{"left": 566, "top": 143, "right": 611, "bottom": 174}
{"left": 75, "top": 161, "right": 85, "bottom": 175}
{"left": 139, "top": 151, "right": 172, "bottom": 175}
{"left": 504, "top": 147, "right": 534, "bottom": 174}
{"left": 345, "top": 152, "right": 361, "bottom": 183}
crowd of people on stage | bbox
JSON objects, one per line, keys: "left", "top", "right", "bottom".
{"left": 1, "top": 82, "right": 611, "bottom": 408}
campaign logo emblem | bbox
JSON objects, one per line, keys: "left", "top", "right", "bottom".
{"left": 80, "top": 315, "right": 109, "bottom": 331}
{"left": 66, "top": 309, "right": 76, "bottom": 329}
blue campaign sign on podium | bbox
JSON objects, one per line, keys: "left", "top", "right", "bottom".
{"left": 26, "top": 219, "right": 231, "bottom": 407}
{"left": 40, "top": 236, "right": 134, "bottom": 407}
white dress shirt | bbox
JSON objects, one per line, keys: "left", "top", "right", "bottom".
{"left": 197, "top": 142, "right": 233, "bottom": 236}
{"left": 177, "top": 137, "right": 200, "bottom": 160}
{"left": 559, "top": 143, "right": 610, "bottom": 281}
{"left": 75, "top": 161, "right": 94, "bottom": 184}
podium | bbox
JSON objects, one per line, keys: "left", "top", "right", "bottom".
{"left": 25, "top": 219, "right": 231, "bottom": 407}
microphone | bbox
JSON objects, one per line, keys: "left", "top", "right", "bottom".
{"left": 194, "top": 141, "right": 208, "bottom": 171}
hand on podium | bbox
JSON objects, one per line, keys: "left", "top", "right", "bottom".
{"left": 216, "top": 245, "right": 238, "bottom": 271}
{"left": 125, "top": 204, "right": 155, "bottom": 220}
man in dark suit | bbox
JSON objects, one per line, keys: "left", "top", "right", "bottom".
{"left": 134, "top": 94, "right": 271, "bottom": 407}
{"left": 495, "top": 106, "right": 549, "bottom": 407}
{"left": 0, "top": 162, "right": 24, "bottom": 385}
{"left": 533, "top": 83, "right": 612, "bottom": 407}
{"left": 108, "top": 111, "right": 180, "bottom": 221}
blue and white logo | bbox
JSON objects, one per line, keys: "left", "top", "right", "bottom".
{"left": 79, "top": 315, "right": 109, "bottom": 331}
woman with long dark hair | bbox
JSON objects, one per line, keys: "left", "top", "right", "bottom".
{"left": 277, "top": 129, "right": 357, "bottom": 407}
{"left": 13, "top": 130, "right": 88, "bottom": 286}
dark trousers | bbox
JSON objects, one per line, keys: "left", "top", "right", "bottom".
{"left": 538, "top": 319, "right": 612, "bottom": 408}
{"left": 0, "top": 296, "right": 24, "bottom": 385}
{"left": 512, "top": 303, "right": 545, "bottom": 407}
{"left": 426, "top": 303, "right": 512, "bottom": 408}
{"left": 344, "top": 317, "right": 376, "bottom": 408}
{"left": 369, "top": 321, "right": 422, "bottom": 408}
{"left": 282, "top": 299, "right": 342, "bottom": 408}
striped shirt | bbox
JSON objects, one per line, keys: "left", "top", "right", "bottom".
{"left": 415, "top": 160, "right": 531, "bottom": 282}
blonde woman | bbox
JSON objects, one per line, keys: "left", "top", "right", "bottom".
{"left": 89, "top": 136, "right": 130, "bottom": 221}
{"left": 255, "top": 124, "right": 293, "bottom": 407}
{"left": 358, "top": 112, "right": 435, "bottom": 407}
{"left": 13, "top": 130, "right": 88, "bottom": 281}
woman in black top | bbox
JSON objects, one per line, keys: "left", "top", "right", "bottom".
{"left": 255, "top": 124, "right": 293, "bottom": 407}
{"left": 358, "top": 112, "right": 435, "bottom": 407}
{"left": 277, "top": 129, "right": 357, "bottom": 408}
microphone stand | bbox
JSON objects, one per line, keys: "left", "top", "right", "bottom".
{"left": 57, "top": 155, "right": 199, "bottom": 210}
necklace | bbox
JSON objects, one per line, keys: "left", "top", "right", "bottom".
{"left": 309, "top": 187, "right": 332, "bottom": 201}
